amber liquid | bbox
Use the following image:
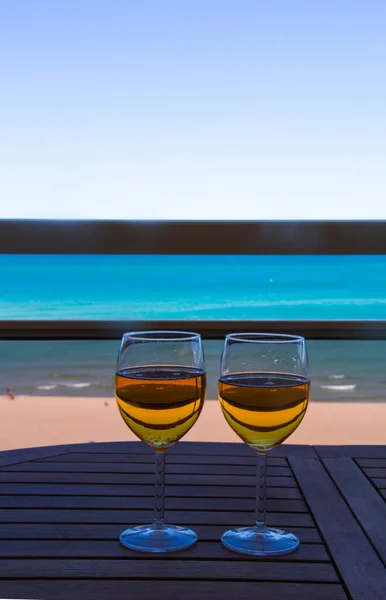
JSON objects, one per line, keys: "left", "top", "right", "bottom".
{"left": 115, "top": 366, "right": 206, "bottom": 451}
{"left": 218, "top": 373, "right": 309, "bottom": 453}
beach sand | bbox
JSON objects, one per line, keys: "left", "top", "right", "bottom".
{"left": 0, "top": 395, "right": 385, "bottom": 451}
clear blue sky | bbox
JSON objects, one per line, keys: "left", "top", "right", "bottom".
{"left": 1, "top": 0, "right": 385, "bottom": 220}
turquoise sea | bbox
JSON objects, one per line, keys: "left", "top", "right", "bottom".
{"left": 1, "top": 254, "right": 386, "bottom": 319}
{"left": 1, "top": 255, "right": 386, "bottom": 401}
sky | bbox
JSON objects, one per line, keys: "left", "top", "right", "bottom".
{"left": 0, "top": 0, "right": 385, "bottom": 220}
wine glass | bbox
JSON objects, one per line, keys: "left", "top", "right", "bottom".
{"left": 115, "top": 331, "right": 206, "bottom": 553}
{"left": 218, "top": 333, "right": 309, "bottom": 556}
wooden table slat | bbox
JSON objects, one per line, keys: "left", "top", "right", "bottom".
{"left": 0, "top": 558, "right": 339, "bottom": 581}
{"left": 58, "top": 441, "right": 315, "bottom": 458}
{"left": 0, "top": 495, "right": 308, "bottom": 513}
{"left": 0, "top": 508, "right": 314, "bottom": 527}
{"left": 316, "top": 446, "right": 386, "bottom": 459}
{"left": 39, "top": 452, "right": 288, "bottom": 466}
{"left": 289, "top": 456, "right": 386, "bottom": 600}
{"left": 373, "top": 478, "right": 386, "bottom": 489}
{"left": 0, "top": 470, "right": 299, "bottom": 487}
{"left": 24, "top": 461, "right": 293, "bottom": 477}
{"left": 0, "top": 481, "right": 302, "bottom": 499}
{"left": 0, "top": 462, "right": 292, "bottom": 481}
{"left": 0, "top": 580, "right": 349, "bottom": 600}
{"left": 322, "top": 457, "right": 386, "bottom": 565}
{"left": 0, "top": 523, "right": 323, "bottom": 543}
{"left": 361, "top": 467, "right": 386, "bottom": 478}
{"left": 356, "top": 458, "right": 386, "bottom": 468}
{"left": 0, "top": 539, "right": 329, "bottom": 562}
{"left": 0, "top": 446, "right": 71, "bottom": 468}
{"left": 0, "top": 466, "right": 295, "bottom": 487}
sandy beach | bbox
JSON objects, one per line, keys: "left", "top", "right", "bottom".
{"left": 0, "top": 395, "right": 385, "bottom": 451}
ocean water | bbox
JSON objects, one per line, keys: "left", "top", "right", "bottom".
{"left": 1, "top": 255, "right": 386, "bottom": 402}
{"left": 1, "top": 340, "right": 386, "bottom": 402}
{"left": 1, "top": 254, "right": 386, "bottom": 319}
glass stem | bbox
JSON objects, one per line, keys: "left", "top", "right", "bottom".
{"left": 254, "top": 453, "right": 267, "bottom": 532}
{"left": 153, "top": 451, "right": 165, "bottom": 530}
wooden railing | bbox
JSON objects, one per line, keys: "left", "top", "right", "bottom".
{"left": 1, "top": 219, "right": 386, "bottom": 254}
{"left": 1, "top": 320, "right": 386, "bottom": 340}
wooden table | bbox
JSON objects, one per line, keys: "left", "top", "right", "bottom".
{"left": 0, "top": 442, "right": 385, "bottom": 600}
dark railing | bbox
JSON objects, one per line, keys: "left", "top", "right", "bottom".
{"left": 1, "top": 219, "right": 386, "bottom": 341}
{"left": 2, "top": 320, "right": 386, "bottom": 340}
{"left": 1, "top": 219, "right": 386, "bottom": 254}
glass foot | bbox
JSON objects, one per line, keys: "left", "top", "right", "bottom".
{"left": 120, "top": 523, "right": 198, "bottom": 553}
{"left": 221, "top": 526, "right": 299, "bottom": 556}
